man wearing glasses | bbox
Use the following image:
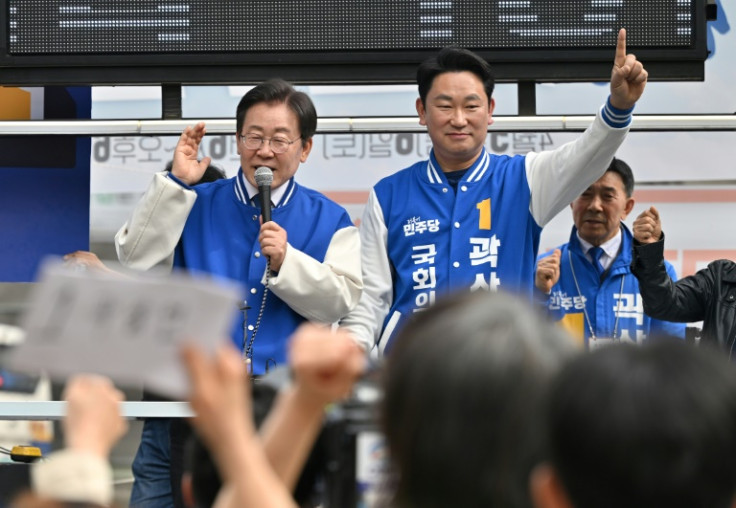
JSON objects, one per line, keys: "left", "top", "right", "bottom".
{"left": 115, "top": 79, "right": 362, "bottom": 507}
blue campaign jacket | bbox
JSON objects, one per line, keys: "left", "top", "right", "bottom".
{"left": 375, "top": 148, "right": 542, "bottom": 352}
{"left": 538, "top": 224, "right": 685, "bottom": 347}
{"left": 174, "top": 174, "right": 354, "bottom": 373}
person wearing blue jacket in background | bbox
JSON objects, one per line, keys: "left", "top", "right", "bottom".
{"left": 535, "top": 158, "right": 685, "bottom": 348}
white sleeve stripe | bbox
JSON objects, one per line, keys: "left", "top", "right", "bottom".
{"left": 468, "top": 149, "right": 490, "bottom": 182}
{"left": 234, "top": 177, "right": 246, "bottom": 203}
{"left": 377, "top": 310, "right": 402, "bottom": 355}
{"left": 427, "top": 160, "right": 442, "bottom": 183}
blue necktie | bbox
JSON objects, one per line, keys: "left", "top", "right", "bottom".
{"left": 589, "top": 246, "right": 605, "bottom": 276}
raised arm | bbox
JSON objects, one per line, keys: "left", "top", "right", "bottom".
{"left": 169, "top": 122, "right": 212, "bottom": 186}
{"left": 648, "top": 260, "right": 688, "bottom": 339}
{"left": 32, "top": 375, "right": 127, "bottom": 507}
{"left": 260, "top": 324, "right": 366, "bottom": 490}
{"left": 632, "top": 207, "right": 709, "bottom": 323}
{"left": 535, "top": 249, "right": 561, "bottom": 295}
{"left": 183, "top": 344, "right": 297, "bottom": 508}
{"left": 632, "top": 205, "right": 662, "bottom": 244}
{"left": 609, "top": 28, "right": 648, "bottom": 110}
{"left": 114, "top": 171, "right": 195, "bottom": 270}
{"left": 115, "top": 124, "right": 211, "bottom": 271}
{"left": 528, "top": 29, "right": 648, "bottom": 226}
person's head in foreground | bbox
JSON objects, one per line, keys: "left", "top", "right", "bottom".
{"left": 532, "top": 341, "right": 736, "bottom": 508}
{"left": 382, "top": 290, "right": 577, "bottom": 508}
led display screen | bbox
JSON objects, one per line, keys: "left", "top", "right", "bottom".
{"left": 0, "top": 0, "right": 709, "bottom": 84}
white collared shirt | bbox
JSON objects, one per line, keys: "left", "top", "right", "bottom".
{"left": 577, "top": 228, "right": 622, "bottom": 272}
{"left": 242, "top": 175, "right": 289, "bottom": 207}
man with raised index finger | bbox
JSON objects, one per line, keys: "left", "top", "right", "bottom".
{"left": 342, "top": 29, "right": 649, "bottom": 355}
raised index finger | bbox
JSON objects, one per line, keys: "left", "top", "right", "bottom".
{"left": 615, "top": 28, "right": 627, "bottom": 67}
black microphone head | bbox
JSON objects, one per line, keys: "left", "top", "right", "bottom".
{"left": 254, "top": 166, "right": 273, "bottom": 188}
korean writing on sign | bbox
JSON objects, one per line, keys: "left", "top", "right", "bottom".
{"left": 486, "top": 133, "right": 555, "bottom": 155}
{"left": 93, "top": 135, "right": 242, "bottom": 167}
{"left": 11, "top": 260, "right": 241, "bottom": 399}
{"left": 411, "top": 244, "right": 437, "bottom": 312}
{"left": 322, "top": 133, "right": 433, "bottom": 160}
{"left": 91, "top": 132, "right": 559, "bottom": 170}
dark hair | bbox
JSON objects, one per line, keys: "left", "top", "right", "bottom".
{"left": 606, "top": 157, "right": 634, "bottom": 197}
{"left": 382, "top": 290, "right": 576, "bottom": 508}
{"left": 546, "top": 341, "right": 736, "bottom": 508}
{"left": 416, "top": 47, "right": 495, "bottom": 106}
{"left": 164, "top": 161, "right": 226, "bottom": 185}
{"left": 235, "top": 79, "right": 317, "bottom": 144}
{"left": 196, "top": 165, "right": 227, "bottom": 184}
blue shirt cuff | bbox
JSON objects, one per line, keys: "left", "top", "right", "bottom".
{"left": 601, "top": 95, "right": 634, "bottom": 129}
{"left": 166, "top": 171, "right": 193, "bottom": 189}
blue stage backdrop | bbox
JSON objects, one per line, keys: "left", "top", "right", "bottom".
{"left": 0, "top": 87, "right": 92, "bottom": 282}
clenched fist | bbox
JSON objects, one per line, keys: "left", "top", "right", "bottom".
{"left": 535, "top": 249, "right": 561, "bottom": 294}
{"left": 633, "top": 206, "right": 662, "bottom": 244}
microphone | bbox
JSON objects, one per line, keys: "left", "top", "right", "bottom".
{"left": 254, "top": 166, "right": 273, "bottom": 222}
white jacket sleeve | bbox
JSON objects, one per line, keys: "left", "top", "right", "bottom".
{"left": 32, "top": 449, "right": 113, "bottom": 506}
{"left": 267, "top": 225, "right": 363, "bottom": 324}
{"left": 114, "top": 172, "right": 197, "bottom": 271}
{"left": 339, "top": 191, "right": 392, "bottom": 352}
{"left": 527, "top": 102, "right": 631, "bottom": 226}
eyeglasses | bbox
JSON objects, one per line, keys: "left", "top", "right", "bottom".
{"left": 238, "top": 133, "right": 300, "bottom": 154}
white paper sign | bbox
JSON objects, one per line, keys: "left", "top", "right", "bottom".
{"left": 9, "top": 260, "right": 242, "bottom": 399}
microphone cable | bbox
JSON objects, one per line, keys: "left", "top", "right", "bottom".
{"left": 244, "top": 258, "right": 271, "bottom": 369}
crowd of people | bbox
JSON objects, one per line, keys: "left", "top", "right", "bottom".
{"left": 26, "top": 27, "right": 736, "bottom": 508}
{"left": 21, "top": 292, "right": 736, "bottom": 508}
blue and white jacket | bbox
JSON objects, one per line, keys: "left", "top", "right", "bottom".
{"left": 342, "top": 98, "right": 635, "bottom": 353}
{"left": 116, "top": 169, "right": 362, "bottom": 374}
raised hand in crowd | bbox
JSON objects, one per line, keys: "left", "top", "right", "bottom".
{"left": 61, "top": 375, "right": 128, "bottom": 458}
{"left": 182, "top": 342, "right": 297, "bottom": 508}
{"left": 288, "top": 324, "right": 366, "bottom": 409}
{"left": 30, "top": 375, "right": 127, "bottom": 507}
{"left": 260, "top": 325, "right": 366, "bottom": 491}
{"left": 182, "top": 325, "right": 366, "bottom": 507}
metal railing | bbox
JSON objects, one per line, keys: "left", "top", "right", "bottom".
{"left": 0, "top": 114, "right": 734, "bottom": 136}
{"left": 0, "top": 401, "right": 193, "bottom": 420}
